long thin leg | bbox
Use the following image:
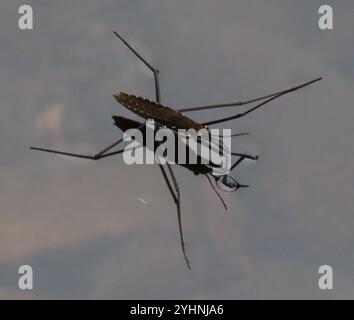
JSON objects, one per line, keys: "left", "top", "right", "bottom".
{"left": 206, "top": 174, "right": 227, "bottom": 210}
{"left": 159, "top": 164, "right": 178, "bottom": 203}
{"left": 32, "top": 30, "right": 161, "bottom": 160}
{"left": 113, "top": 31, "right": 161, "bottom": 103}
{"left": 178, "top": 77, "right": 322, "bottom": 112}
{"left": 231, "top": 152, "right": 258, "bottom": 160}
{"left": 202, "top": 78, "right": 322, "bottom": 126}
{"left": 211, "top": 132, "right": 249, "bottom": 138}
{"left": 165, "top": 162, "right": 191, "bottom": 269}
{"left": 159, "top": 164, "right": 191, "bottom": 268}
{"left": 203, "top": 93, "right": 282, "bottom": 126}
{"left": 99, "top": 148, "right": 127, "bottom": 159}
{"left": 231, "top": 156, "right": 248, "bottom": 171}
{"left": 30, "top": 147, "right": 99, "bottom": 160}
{"left": 114, "top": 31, "right": 191, "bottom": 267}
{"left": 30, "top": 123, "right": 145, "bottom": 160}
{"left": 114, "top": 32, "right": 192, "bottom": 267}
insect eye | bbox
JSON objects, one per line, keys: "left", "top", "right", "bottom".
{"left": 216, "top": 175, "right": 241, "bottom": 192}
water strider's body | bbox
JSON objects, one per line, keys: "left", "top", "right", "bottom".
{"left": 30, "top": 30, "right": 322, "bottom": 269}
{"left": 112, "top": 115, "right": 215, "bottom": 176}
{"left": 114, "top": 92, "right": 237, "bottom": 179}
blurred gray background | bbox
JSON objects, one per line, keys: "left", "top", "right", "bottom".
{"left": 0, "top": 0, "right": 353, "bottom": 299}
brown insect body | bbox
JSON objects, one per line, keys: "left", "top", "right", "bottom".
{"left": 114, "top": 92, "right": 204, "bottom": 131}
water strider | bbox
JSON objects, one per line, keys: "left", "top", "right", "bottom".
{"left": 31, "top": 30, "right": 322, "bottom": 269}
